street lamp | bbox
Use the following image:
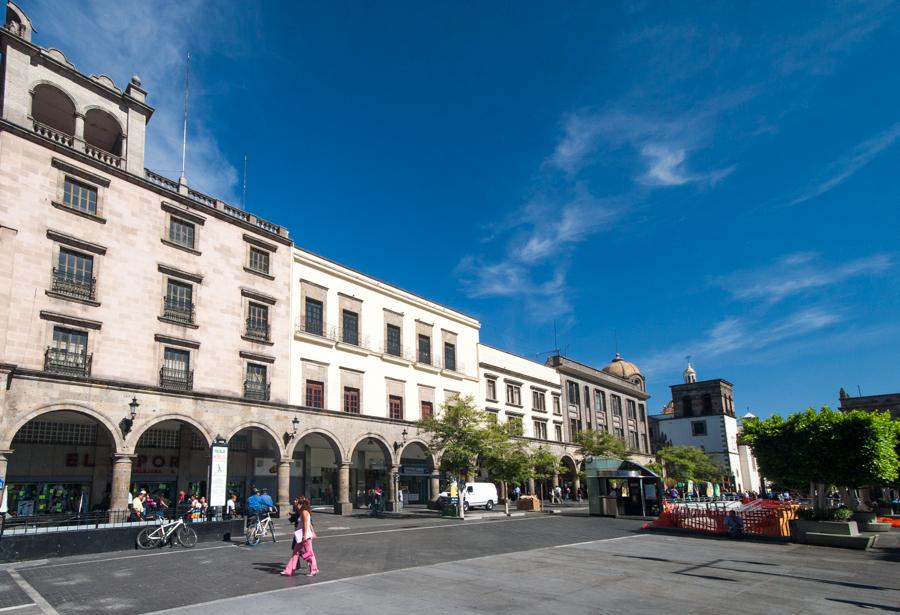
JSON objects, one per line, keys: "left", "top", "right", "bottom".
{"left": 393, "top": 428, "right": 408, "bottom": 452}
{"left": 285, "top": 416, "right": 300, "bottom": 442}
{"left": 120, "top": 396, "right": 139, "bottom": 437}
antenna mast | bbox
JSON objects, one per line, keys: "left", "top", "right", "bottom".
{"left": 180, "top": 52, "right": 191, "bottom": 181}
{"left": 242, "top": 155, "right": 248, "bottom": 209}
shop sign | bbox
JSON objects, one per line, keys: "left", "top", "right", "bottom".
{"left": 400, "top": 466, "right": 428, "bottom": 475}
{"left": 133, "top": 454, "right": 179, "bottom": 474}
{"left": 209, "top": 445, "right": 228, "bottom": 507}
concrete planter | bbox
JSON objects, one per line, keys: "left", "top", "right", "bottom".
{"left": 790, "top": 520, "right": 858, "bottom": 543}
{"left": 851, "top": 512, "right": 877, "bottom": 524}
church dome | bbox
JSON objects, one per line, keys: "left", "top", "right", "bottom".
{"left": 602, "top": 353, "right": 642, "bottom": 379}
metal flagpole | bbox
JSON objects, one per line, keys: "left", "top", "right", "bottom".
{"left": 180, "top": 52, "right": 191, "bottom": 181}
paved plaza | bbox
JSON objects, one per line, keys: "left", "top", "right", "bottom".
{"left": 0, "top": 513, "right": 897, "bottom": 614}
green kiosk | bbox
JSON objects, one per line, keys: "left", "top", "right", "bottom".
{"left": 585, "top": 456, "right": 662, "bottom": 518}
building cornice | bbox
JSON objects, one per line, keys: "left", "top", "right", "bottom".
{"left": 478, "top": 362, "right": 561, "bottom": 390}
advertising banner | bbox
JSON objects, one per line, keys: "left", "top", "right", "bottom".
{"left": 209, "top": 445, "right": 228, "bottom": 507}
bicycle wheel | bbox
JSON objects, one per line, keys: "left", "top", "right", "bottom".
{"left": 177, "top": 525, "right": 198, "bottom": 548}
{"left": 268, "top": 520, "right": 277, "bottom": 543}
{"left": 245, "top": 524, "right": 261, "bottom": 546}
{"left": 137, "top": 527, "right": 162, "bottom": 549}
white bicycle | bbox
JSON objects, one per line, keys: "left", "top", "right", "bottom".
{"left": 245, "top": 511, "right": 277, "bottom": 546}
{"left": 136, "top": 516, "right": 198, "bottom": 549}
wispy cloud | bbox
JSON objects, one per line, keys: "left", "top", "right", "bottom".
{"left": 23, "top": 0, "right": 252, "bottom": 200}
{"left": 638, "top": 144, "right": 734, "bottom": 187}
{"left": 784, "top": 122, "right": 900, "bottom": 207}
{"left": 638, "top": 307, "right": 844, "bottom": 378}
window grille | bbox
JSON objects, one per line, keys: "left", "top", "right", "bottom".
{"left": 13, "top": 420, "right": 98, "bottom": 445}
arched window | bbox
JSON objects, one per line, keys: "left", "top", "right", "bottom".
{"left": 682, "top": 396, "right": 693, "bottom": 417}
{"left": 31, "top": 83, "right": 76, "bottom": 136}
{"left": 702, "top": 394, "right": 713, "bottom": 414}
{"left": 84, "top": 109, "right": 123, "bottom": 156}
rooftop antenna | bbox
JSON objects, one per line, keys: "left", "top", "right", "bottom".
{"left": 180, "top": 52, "right": 191, "bottom": 182}
{"left": 614, "top": 329, "right": 619, "bottom": 355}
{"left": 857, "top": 385, "right": 862, "bottom": 397}
{"left": 242, "top": 155, "right": 248, "bottom": 210}
{"left": 553, "top": 320, "right": 559, "bottom": 357}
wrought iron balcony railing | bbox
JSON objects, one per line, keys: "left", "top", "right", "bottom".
{"left": 51, "top": 268, "right": 96, "bottom": 301}
{"left": 296, "top": 316, "right": 337, "bottom": 340}
{"left": 162, "top": 297, "right": 195, "bottom": 325}
{"left": 44, "top": 347, "right": 92, "bottom": 377}
{"left": 245, "top": 319, "right": 271, "bottom": 342}
{"left": 243, "top": 380, "right": 271, "bottom": 401}
{"left": 159, "top": 366, "right": 193, "bottom": 391}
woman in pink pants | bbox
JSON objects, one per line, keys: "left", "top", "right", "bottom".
{"left": 281, "top": 496, "right": 318, "bottom": 577}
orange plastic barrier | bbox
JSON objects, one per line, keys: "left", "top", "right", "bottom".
{"left": 877, "top": 516, "right": 900, "bottom": 527}
{"left": 650, "top": 503, "right": 798, "bottom": 537}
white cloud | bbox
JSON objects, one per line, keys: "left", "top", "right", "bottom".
{"left": 638, "top": 143, "right": 734, "bottom": 187}
{"left": 23, "top": 0, "right": 248, "bottom": 201}
{"left": 785, "top": 122, "right": 900, "bottom": 207}
{"left": 716, "top": 252, "right": 893, "bottom": 303}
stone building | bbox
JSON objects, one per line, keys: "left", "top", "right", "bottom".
{"left": 545, "top": 354, "right": 654, "bottom": 467}
{"left": 838, "top": 388, "right": 900, "bottom": 420}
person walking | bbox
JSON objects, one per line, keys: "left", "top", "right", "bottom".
{"left": 225, "top": 494, "right": 237, "bottom": 518}
{"left": 280, "top": 497, "right": 306, "bottom": 577}
{"left": 130, "top": 490, "right": 146, "bottom": 522}
{"left": 281, "top": 496, "right": 318, "bottom": 577}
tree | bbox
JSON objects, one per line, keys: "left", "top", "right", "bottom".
{"left": 482, "top": 426, "right": 533, "bottom": 515}
{"left": 656, "top": 445, "right": 725, "bottom": 484}
{"left": 573, "top": 429, "right": 633, "bottom": 460}
{"left": 531, "top": 447, "right": 564, "bottom": 503}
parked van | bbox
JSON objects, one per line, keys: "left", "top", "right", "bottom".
{"left": 462, "top": 482, "right": 498, "bottom": 511}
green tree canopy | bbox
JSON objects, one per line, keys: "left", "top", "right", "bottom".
{"left": 417, "top": 395, "right": 497, "bottom": 479}
{"left": 656, "top": 445, "right": 726, "bottom": 484}
{"left": 573, "top": 429, "right": 633, "bottom": 460}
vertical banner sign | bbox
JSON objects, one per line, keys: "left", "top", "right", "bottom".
{"left": 209, "top": 445, "right": 228, "bottom": 507}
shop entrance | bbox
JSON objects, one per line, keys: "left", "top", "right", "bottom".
{"left": 560, "top": 455, "right": 578, "bottom": 500}
{"left": 227, "top": 426, "right": 281, "bottom": 512}
{"left": 132, "top": 419, "right": 210, "bottom": 513}
{"left": 6, "top": 410, "right": 117, "bottom": 514}
{"left": 398, "top": 442, "right": 433, "bottom": 505}
{"left": 291, "top": 432, "right": 339, "bottom": 506}
{"left": 350, "top": 437, "right": 391, "bottom": 509}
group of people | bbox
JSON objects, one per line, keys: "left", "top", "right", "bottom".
{"left": 128, "top": 488, "right": 209, "bottom": 522}
{"left": 549, "top": 485, "right": 583, "bottom": 503}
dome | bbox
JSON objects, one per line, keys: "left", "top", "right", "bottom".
{"left": 602, "top": 353, "right": 642, "bottom": 379}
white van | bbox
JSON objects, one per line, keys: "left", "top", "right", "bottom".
{"left": 462, "top": 482, "right": 498, "bottom": 511}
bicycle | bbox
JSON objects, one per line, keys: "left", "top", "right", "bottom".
{"left": 245, "top": 510, "right": 277, "bottom": 546}
{"left": 136, "top": 515, "right": 198, "bottom": 549}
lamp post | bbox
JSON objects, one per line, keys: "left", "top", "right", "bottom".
{"left": 121, "top": 396, "right": 139, "bottom": 437}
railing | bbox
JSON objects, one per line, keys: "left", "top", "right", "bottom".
{"left": 296, "top": 316, "right": 337, "bottom": 340}
{"left": 245, "top": 319, "right": 271, "bottom": 342}
{"left": 162, "top": 297, "right": 195, "bottom": 325}
{"left": 85, "top": 142, "right": 123, "bottom": 168}
{"left": 145, "top": 169, "right": 180, "bottom": 191}
{"left": 243, "top": 380, "right": 271, "bottom": 401}
{"left": 160, "top": 366, "right": 193, "bottom": 391}
{"left": 650, "top": 502, "right": 798, "bottom": 538}
{"left": 223, "top": 204, "right": 250, "bottom": 222}
{"left": 51, "top": 268, "right": 96, "bottom": 301}
{"left": 1, "top": 507, "right": 235, "bottom": 537}
{"left": 44, "top": 347, "right": 92, "bottom": 377}
{"left": 256, "top": 218, "right": 281, "bottom": 234}
{"left": 188, "top": 188, "right": 216, "bottom": 208}
{"left": 380, "top": 342, "right": 415, "bottom": 362}
{"left": 32, "top": 119, "right": 74, "bottom": 147}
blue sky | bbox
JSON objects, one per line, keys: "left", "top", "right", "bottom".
{"left": 18, "top": 1, "right": 900, "bottom": 417}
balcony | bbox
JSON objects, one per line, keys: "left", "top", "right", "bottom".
{"left": 44, "top": 347, "right": 92, "bottom": 378}
{"left": 161, "top": 298, "right": 195, "bottom": 325}
{"left": 50, "top": 268, "right": 96, "bottom": 302}
{"left": 31, "top": 119, "right": 123, "bottom": 169}
{"left": 160, "top": 366, "right": 193, "bottom": 391}
{"left": 244, "top": 379, "right": 271, "bottom": 401}
{"left": 245, "top": 319, "right": 271, "bottom": 342}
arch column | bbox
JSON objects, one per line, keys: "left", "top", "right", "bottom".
{"left": 429, "top": 470, "right": 440, "bottom": 503}
{"left": 110, "top": 454, "right": 136, "bottom": 512}
{"left": 0, "top": 450, "right": 13, "bottom": 500}
{"left": 552, "top": 471, "right": 560, "bottom": 489}
{"left": 574, "top": 476, "right": 581, "bottom": 499}
{"left": 335, "top": 462, "right": 352, "bottom": 516}
{"left": 528, "top": 478, "right": 536, "bottom": 496}
{"left": 74, "top": 112, "right": 85, "bottom": 151}
{"left": 277, "top": 458, "right": 292, "bottom": 511}
{"left": 386, "top": 464, "right": 400, "bottom": 511}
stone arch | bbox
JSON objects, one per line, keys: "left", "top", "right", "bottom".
{"left": 130, "top": 413, "right": 213, "bottom": 450}
{"left": 560, "top": 454, "right": 578, "bottom": 475}
{"left": 287, "top": 427, "right": 344, "bottom": 461}
{"left": 348, "top": 432, "right": 394, "bottom": 465}
{"left": 30, "top": 82, "right": 76, "bottom": 135}
{"left": 398, "top": 438, "right": 436, "bottom": 469}
{"left": 6, "top": 2, "right": 35, "bottom": 40}
{"left": 83, "top": 107, "right": 124, "bottom": 155}
{"left": 2, "top": 401, "right": 124, "bottom": 452}
{"left": 226, "top": 421, "right": 285, "bottom": 458}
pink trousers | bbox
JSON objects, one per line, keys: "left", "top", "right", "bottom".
{"left": 282, "top": 539, "right": 318, "bottom": 576}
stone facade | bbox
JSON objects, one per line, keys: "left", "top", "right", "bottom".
{"left": 838, "top": 389, "right": 900, "bottom": 420}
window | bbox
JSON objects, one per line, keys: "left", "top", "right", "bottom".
{"left": 244, "top": 363, "right": 269, "bottom": 401}
{"left": 552, "top": 394, "right": 561, "bottom": 415}
{"left": 163, "top": 280, "right": 194, "bottom": 324}
{"left": 683, "top": 396, "right": 694, "bottom": 416}
{"left": 420, "top": 401, "right": 434, "bottom": 419}
{"left": 554, "top": 424, "right": 563, "bottom": 441}
{"left": 248, "top": 247, "right": 270, "bottom": 275}
{"left": 566, "top": 380, "right": 580, "bottom": 405}
{"left": 344, "top": 387, "right": 360, "bottom": 414}
{"left": 532, "top": 390, "right": 546, "bottom": 412}
{"left": 703, "top": 394, "right": 713, "bottom": 414}
{"left": 628, "top": 430, "right": 639, "bottom": 449}
{"left": 506, "top": 383, "right": 521, "bottom": 406}
{"left": 611, "top": 395, "right": 622, "bottom": 417}
{"left": 691, "top": 420, "right": 707, "bottom": 436}
{"left": 62, "top": 177, "right": 97, "bottom": 214}
{"left": 53, "top": 248, "right": 95, "bottom": 301}
{"left": 160, "top": 348, "right": 191, "bottom": 391}
{"left": 627, "top": 399, "right": 637, "bottom": 420}
{"left": 45, "top": 327, "right": 90, "bottom": 376}
{"left": 306, "top": 380, "right": 324, "bottom": 409}
{"left": 639, "top": 403, "right": 646, "bottom": 422}
{"left": 594, "top": 390, "right": 606, "bottom": 413}
{"left": 486, "top": 410, "right": 499, "bottom": 424}
{"left": 304, "top": 298, "right": 323, "bottom": 336}
{"left": 614, "top": 426, "right": 625, "bottom": 439}
{"left": 386, "top": 324, "right": 401, "bottom": 357}
{"left": 533, "top": 421, "right": 547, "bottom": 440}
{"left": 342, "top": 310, "right": 359, "bottom": 345}
{"left": 507, "top": 415, "right": 523, "bottom": 435}
{"left": 418, "top": 334, "right": 431, "bottom": 364}
{"left": 246, "top": 303, "right": 270, "bottom": 341}
{"left": 389, "top": 395, "right": 403, "bottom": 420}
{"left": 168, "top": 218, "right": 195, "bottom": 250}
{"left": 486, "top": 379, "right": 497, "bottom": 401}
{"left": 443, "top": 342, "right": 456, "bottom": 371}
{"left": 570, "top": 418, "right": 580, "bottom": 438}
{"left": 642, "top": 434, "right": 649, "bottom": 453}
{"left": 584, "top": 385, "right": 591, "bottom": 410}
